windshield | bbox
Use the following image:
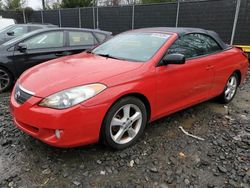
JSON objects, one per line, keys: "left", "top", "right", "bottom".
{"left": 0, "top": 25, "right": 15, "bottom": 33}
{"left": 2, "top": 32, "right": 35, "bottom": 46}
{"left": 92, "top": 33, "right": 171, "bottom": 62}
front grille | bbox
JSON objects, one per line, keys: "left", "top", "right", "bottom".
{"left": 14, "top": 85, "right": 33, "bottom": 104}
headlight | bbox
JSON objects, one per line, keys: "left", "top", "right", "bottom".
{"left": 39, "top": 83, "right": 107, "bottom": 109}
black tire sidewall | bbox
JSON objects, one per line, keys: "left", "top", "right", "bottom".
{"left": 101, "top": 97, "right": 147, "bottom": 150}
{"left": 0, "top": 67, "right": 13, "bottom": 93}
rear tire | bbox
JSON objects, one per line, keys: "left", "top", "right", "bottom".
{"left": 0, "top": 67, "right": 13, "bottom": 93}
{"left": 218, "top": 73, "right": 239, "bottom": 104}
{"left": 101, "top": 97, "right": 147, "bottom": 150}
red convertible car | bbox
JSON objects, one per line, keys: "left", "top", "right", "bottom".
{"left": 10, "top": 27, "right": 249, "bottom": 149}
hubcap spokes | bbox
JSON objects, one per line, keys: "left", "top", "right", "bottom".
{"left": 225, "top": 76, "right": 237, "bottom": 100}
{"left": 110, "top": 104, "right": 142, "bottom": 144}
{"left": 0, "top": 69, "right": 10, "bottom": 91}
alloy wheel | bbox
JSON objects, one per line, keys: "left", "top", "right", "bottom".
{"left": 225, "top": 75, "right": 237, "bottom": 101}
{"left": 110, "top": 104, "right": 142, "bottom": 145}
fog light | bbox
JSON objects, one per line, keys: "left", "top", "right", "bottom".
{"left": 55, "top": 129, "right": 61, "bottom": 139}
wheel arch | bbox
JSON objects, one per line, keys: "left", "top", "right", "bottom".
{"left": 0, "top": 64, "right": 15, "bottom": 92}
{"left": 117, "top": 93, "right": 151, "bottom": 120}
{"left": 0, "top": 64, "right": 14, "bottom": 79}
{"left": 234, "top": 70, "right": 242, "bottom": 85}
{"left": 99, "top": 92, "right": 152, "bottom": 142}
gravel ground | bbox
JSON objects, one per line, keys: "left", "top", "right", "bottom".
{"left": 0, "top": 70, "right": 250, "bottom": 188}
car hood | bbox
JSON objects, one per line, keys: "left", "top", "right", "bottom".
{"left": 19, "top": 52, "right": 143, "bottom": 98}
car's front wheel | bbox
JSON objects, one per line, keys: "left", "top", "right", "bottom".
{"left": 218, "top": 73, "right": 239, "bottom": 103}
{"left": 101, "top": 97, "right": 147, "bottom": 150}
{"left": 0, "top": 67, "right": 13, "bottom": 93}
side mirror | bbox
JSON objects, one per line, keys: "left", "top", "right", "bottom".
{"left": 17, "top": 43, "right": 27, "bottom": 53}
{"left": 7, "top": 31, "right": 14, "bottom": 36}
{"left": 162, "top": 53, "right": 186, "bottom": 65}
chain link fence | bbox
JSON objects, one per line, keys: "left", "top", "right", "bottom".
{"left": 0, "top": 0, "right": 249, "bottom": 45}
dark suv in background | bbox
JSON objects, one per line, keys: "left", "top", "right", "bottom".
{"left": 0, "top": 23, "right": 57, "bottom": 45}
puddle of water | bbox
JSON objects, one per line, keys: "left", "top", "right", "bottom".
{"left": 207, "top": 103, "right": 227, "bottom": 115}
{"left": 181, "top": 117, "right": 196, "bottom": 129}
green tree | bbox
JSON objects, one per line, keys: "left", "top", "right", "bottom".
{"left": 60, "top": 0, "right": 93, "bottom": 8}
{"left": 141, "top": 0, "right": 176, "bottom": 4}
{"left": 3, "top": 0, "right": 26, "bottom": 10}
{"left": 42, "top": 0, "right": 61, "bottom": 10}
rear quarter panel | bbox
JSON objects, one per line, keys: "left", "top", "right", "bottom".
{"left": 211, "top": 47, "right": 249, "bottom": 97}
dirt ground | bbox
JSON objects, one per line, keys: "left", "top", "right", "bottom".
{"left": 0, "top": 70, "right": 250, "bottom": 188}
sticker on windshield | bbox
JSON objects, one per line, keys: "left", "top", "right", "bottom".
{"left": 151, "top": 33, "right": 170, "bottom": 39}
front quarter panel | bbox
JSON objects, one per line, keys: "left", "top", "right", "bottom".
{"left": 81, "top": 64, "right": 157, "bottom": 121}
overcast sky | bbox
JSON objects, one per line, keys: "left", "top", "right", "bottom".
{"left": 27, "top": 0, "right": 42, "bottom": 10}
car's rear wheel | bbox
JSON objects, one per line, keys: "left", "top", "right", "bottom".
{"left": 218, "top": 73, "right": 239, "bottom": 104}
{"left": 101, "top": 97, "right": 147, "bottom": 150}
{"left": 0, "top": 67, "right": 13, "bottom": 93}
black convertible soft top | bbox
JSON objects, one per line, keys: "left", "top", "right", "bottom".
{"left": 132, "top": 27, "right": 229, "bottom": 50}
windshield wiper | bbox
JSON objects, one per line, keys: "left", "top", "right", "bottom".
{"left": 96, "top": 53, "right": 124, "bottom": 60}
{"left": 86, "top": 49, "right": 93, "bottom": 54}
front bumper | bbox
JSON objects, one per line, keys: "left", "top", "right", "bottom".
{"left": 10, "top": 93, "right": 109, "bottom": 148}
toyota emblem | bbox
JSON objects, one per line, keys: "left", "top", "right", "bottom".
{"left": 15, "top": 91, "right": 21, "bottom": 99}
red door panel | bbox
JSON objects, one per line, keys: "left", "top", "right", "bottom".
{"left": 155, "top": 56, "right": 213, "bottom": 118}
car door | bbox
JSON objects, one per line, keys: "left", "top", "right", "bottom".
{"left": 13, "top": 30, "right": 66, "bottom": 76}
{"left": 155, "top": 33, "right": 215, "bottom": 116}
{"left": 65, "top": 30, "right": 99, "bottom": 55}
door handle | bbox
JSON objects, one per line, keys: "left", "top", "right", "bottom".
{"left": 206, "top": 65, "right": 214, "bottom": 70}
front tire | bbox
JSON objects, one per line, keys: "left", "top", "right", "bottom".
{"left": 0, "top": 67, "right": 13, "bottom": 93}
{"left": 218, "top": 73, "right": 239, "bottom": 104}
{"left": 101, "top": 97, "right": 147, "bottom": 150}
